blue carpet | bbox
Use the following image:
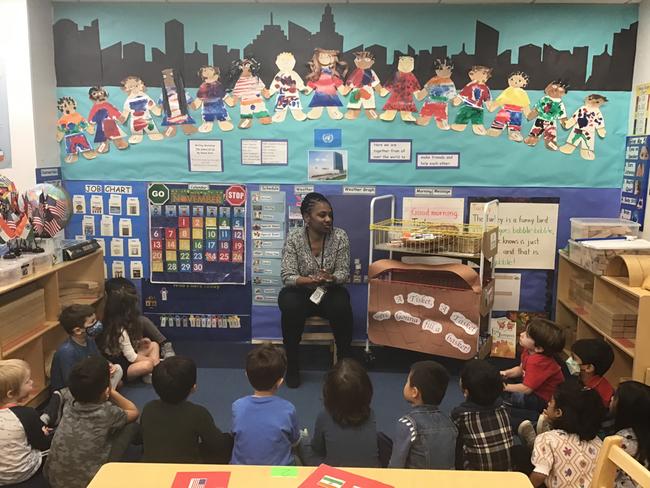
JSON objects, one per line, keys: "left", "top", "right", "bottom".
{"left": 121, "top": 341, "right": 469, "bottom": 438}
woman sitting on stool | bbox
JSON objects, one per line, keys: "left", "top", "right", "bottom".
{"left": 279, "top": 192, "right": 353, "bottom": 388}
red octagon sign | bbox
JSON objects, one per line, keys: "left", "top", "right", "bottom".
{"left": 225, "top": 185, "right": 246, "bottom": 206}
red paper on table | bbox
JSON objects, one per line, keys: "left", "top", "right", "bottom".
{"left": 298, "top": 464, "right": 394, "bottom": 488}
{"left": 170, "top": 471, "right": 230, "bottom": 488}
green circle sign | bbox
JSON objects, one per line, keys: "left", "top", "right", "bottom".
{"left": 148, "top": 184, "right": 170, "bottom": 205}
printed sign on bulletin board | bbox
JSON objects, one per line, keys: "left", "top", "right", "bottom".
{"left": 469, "top": 200, "right": 559, "bottom": 270}
{"left": 147, "top": 183, "right": 246, "bottom": 285}
{"left": 620, "top": 135, "right": 650, "bottom": 228}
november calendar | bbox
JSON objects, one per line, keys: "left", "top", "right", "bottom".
{"left": 147, "top": 183, "right": 246, "bottom": 285}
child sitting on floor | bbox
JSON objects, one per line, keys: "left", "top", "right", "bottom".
{"left": 452, "top": 359, "right": 514, "bottom": 471}
{"left": 304, "top": 358, "right": 380, "bottom": 467}
{"left": 388, "top": 360, "right": 457, "bottom": 469}
{"left": 610, "top": 380, "right": 650, "bottom": 488}
{"left": 501, "top": 318, "right": 565, "bottom": 413}
{"left": 567, "top": 338, "right": 614, "bottom": 408}
{"left": 0, "top": 359, "right": 51, "bottom": 487}
{"left": 529, "top": 379, "right": 605, "bottom": 488}
{"left": 45, "top": 356, "right": 139, "bottom": 488}
{"left": 97, "top": 286, "right": 160, "bottom": 384}
{"left": 230, "top": 344, "right": 300, "bottom": 465}
{"left": 140, "top": 356, "right": 232, "bottom": 463}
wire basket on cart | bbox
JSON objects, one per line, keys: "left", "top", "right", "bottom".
{"left": 369, "top": 219, "right": 498, "bottom": 258}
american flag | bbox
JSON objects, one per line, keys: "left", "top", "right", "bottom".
{"left": 44, "top": 194, "right": 67, "bottom": 219}
{"left": 187, "top": 478, "right": 207, "bottom": 488}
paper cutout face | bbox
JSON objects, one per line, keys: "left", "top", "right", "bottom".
{"left": 640, "top": 146, "right": 649, "bottom": 160}
{"left": 57, "top": 96, "right": 77, "bottom": 116}
{"left": 88, "top": 86, "right": 109, "bottom": 103}
{"left": 276, "top": 52, "right": 296, "bottom": 72}
{"left": 434, "top": 58, "right": 453, "bottom": 78}
{"left": 585, "top": 94, "right": 608, "bottom": 109}
{"left": 354, "top": 52, "right": 375, "bottom": 70}
{"left": 121, "top": 76, "right": 146, "bottom": 96}
{"left": 199, "top": 65, "right": 219, "bottom": 83}
{"left": 468, "top": 66, "right": 492, "bottom": 84}
{"left": 397, "top": 56, "right": 415, "bottom": 74}
{"left": 544, "top": 80, "right": 567, "bottom": 99}
{"left": 508, "top": 72, "right": 528, "bottom": 89}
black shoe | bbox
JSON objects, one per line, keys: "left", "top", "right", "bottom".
{"left": 285, "top": 368, "right": 301, "bottom": 388}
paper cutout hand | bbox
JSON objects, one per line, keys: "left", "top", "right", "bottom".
{"left": 340, "top": 85, "right": 352, "bottom": 96}
{"left": 414, "top": 89, "right": 427, "bottom": 102}
{"left": 302, "top": 87, "right": 313, "bottom": 95}
{"left": 224, "top": 95, "right": 236, "bottom": 107}
{"left": 55, "top": 129, "right": 64, "bottom": 143}
{"left": 190, "top": 99, "right": 202, "bottom": 111}
{"left": 379, "top": 87, "right": 390, "bottom": 97}
{"left": 452, "top": 96, "right": 462, "bottom": 107}
{"left": 563, "top": 117, "right": 576, "bottom": 129}
{"left": 86, "top": 123, "right": 95, "bottom": 135}
{"left": 262, "top": 88, "right": 271, "bottom": 99}
{"left": 149, "top": 104, "right": 162, "bottom": 117}
{"left": 597, "top": 127, "right": 606, "bottom": 138}
{"left": 527, "top": 108, "right": 538, "bottom": 121}
{"left": 485, "top": 100, "right": 498, "bottom": 112}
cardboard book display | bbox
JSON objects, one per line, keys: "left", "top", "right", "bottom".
{"left": 368, "top": 259, "right": 483, "bottom": 359}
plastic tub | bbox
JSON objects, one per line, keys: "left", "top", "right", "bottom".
{"left": 0, "top": 261, "right": 22, "bottom": 285}
{"left": 570, "top": 218, "right": 640, "bottom": 240}
{"left": 32, "top": 252, "right": 53, "bottom": 273}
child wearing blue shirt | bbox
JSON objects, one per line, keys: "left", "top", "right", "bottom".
{"left": 230, "top": 344, "right": 300, "bottom": 465}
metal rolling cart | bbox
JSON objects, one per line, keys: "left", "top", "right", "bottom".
{"left": 364, "top": 195, "right": 499, "bottom": 361}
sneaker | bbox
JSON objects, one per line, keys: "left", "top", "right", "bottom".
{"left": 41, "top": 390, "right": 64, "bottom": 427}
{"left": 142, "top": 373, "right": 153, "bottom": 384}
{"left": 518, "top": 420, "right": 537, "bottom": 448}
{"left": 537, "top": 413, "right": 551, "bottom": 435}
{"left": 161, "top": 342, "right": 176, "bottom": 359}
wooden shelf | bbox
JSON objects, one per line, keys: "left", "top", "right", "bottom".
{"left": 0, "top": 251, "right": 101, "bottom": 295}
{"left": 0, "top": 250, "right": 105, "bottom": 407}
{"left": 600, "top": 275, "right": 650, "bottom": 299}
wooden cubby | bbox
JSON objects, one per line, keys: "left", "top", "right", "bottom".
{"left": 556, "top": 251, "right": 650, "bottom": 386}
{"left": 0, "top": 251, "right": 104, "bottom": 406}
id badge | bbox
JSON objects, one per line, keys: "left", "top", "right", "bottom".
{"left": 309, "top": 286, "right": 327, "bottom": 305}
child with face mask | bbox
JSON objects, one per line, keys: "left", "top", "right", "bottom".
{"left": 566, "top": 339, "right": 614, "bottom": 408}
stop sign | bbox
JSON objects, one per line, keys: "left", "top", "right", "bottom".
{"left": 225, "top": 185, "right": 246, "bottom": 206}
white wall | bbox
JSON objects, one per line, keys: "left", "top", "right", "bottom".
{"left": 0, "top": 0, "right": 58, "bottom": 192}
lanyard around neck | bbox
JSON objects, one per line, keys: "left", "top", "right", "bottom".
{"left": 306, "top": 230, "right": 326, "bottom": 270}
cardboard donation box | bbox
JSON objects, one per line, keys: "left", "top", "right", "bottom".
{"left": 368, "top": 259, "right": 482, "bottom": 359}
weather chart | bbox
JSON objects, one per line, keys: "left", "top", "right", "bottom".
{"left": 148, "top": 183, "right": 246, "bottom": 285}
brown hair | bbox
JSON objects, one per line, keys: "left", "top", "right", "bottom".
{"left": 306, "top": 48, "right": 348, "bottom": 83}
{"left": 323, "top": 359, "right": 373, "bottom": 427}
{"left": 527, "top": 318, "right": 565, "bottom": 355}
{"left": 246, "top": 344, "right": 287, "bottom": 391}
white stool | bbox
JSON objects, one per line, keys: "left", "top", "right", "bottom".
{"left": 302, "top": 316, "right": 337, "bottom": 364}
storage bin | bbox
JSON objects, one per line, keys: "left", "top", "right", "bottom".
{"left": 0, "top": 262, "right": 22, "bottom": 286}
{"left": 570, "top": 218, "right": 640, "bottom": 240}
{"left": 32, "top": 252, "right": 53, "bottom": 273}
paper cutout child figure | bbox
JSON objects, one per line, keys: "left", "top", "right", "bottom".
{"left": 415, "top": 57, "right": 456, "bottom": 129}
{"left": 640, "top": 146, "right": 649, "bottom": 161}
{"left": 267, "top": 52, "right": 309, "bottom": 123}
{"left": 306, "top": 49, "right": 348, "bottom": 120}
{"left": 524, "top": 79, "right": 569, "bottom": 151}
{"left": 487, "top": 71, "right": 530, "bottom": 142}
{"left": 228, "top": 58, "right": 272, "bottom": 129}
{"left": 559, "top": 94, "right": 608, "bottom": 160}
{"left": 87, "top": 86, "right": 128, "bottom": 154}
{"left": 380, "top": 56, "right": 423, "bottom": 122}
{"left": 451, "top": 65, "right": 492, "bottom": 135}
{"left": 343, "top": 51, "right": 385, "bottom": 121}
{"left": 56, "top": 96, "right": 97, "bottom": 163}
{"left": 193, "top": 65, "right": 234, "bottom": 133}
{"left": 158, "top": 68, "right": 198, "bottom": 138}
{"left": 120, "top": 76, "right": 163, "bottom": 144}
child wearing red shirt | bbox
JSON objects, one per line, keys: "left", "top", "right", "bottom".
{"left": 501, "top": 319, "right": 565, "bottom": 413}
{"left": 566, "top": 338, "right": 614, "bottom": 408}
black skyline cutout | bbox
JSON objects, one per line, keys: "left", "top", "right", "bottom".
{"left": 53, "top": 5, "right": 637, "bottom": 91}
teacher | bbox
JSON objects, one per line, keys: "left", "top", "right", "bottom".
{"left": 279, "top": 192, "right": 353, "bottom": 388}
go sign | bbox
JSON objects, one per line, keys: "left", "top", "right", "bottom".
{"left": 148, "top": 184, "right": 170, "bottom": 205}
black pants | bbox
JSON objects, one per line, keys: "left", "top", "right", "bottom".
{"left": 278, "top": 285, "right": 354, "bottom": 369}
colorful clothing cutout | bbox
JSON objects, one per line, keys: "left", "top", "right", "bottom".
{"left": 270, "top": 72, "right": 305, "bottom": 111}
{"left": 88, "top": 101, "right": 125, "bottom": 143}
{"left": 158, "top": 90, "right": 195, "bottom": 126}
{"left": 490, "top": 87, "right": 530, "bottom": 132}
{"left": 346, "top": 68, "right": 381, "bottom": 110}
{"left": 383, "top": 72, "right": 420, "bottom": 112}
{"left": 528, "top": 96, "right": 567, "bottom": 144}
{"left": 232, "top": 76, "right": 270, "bottom": 118}
{"left": 565, "top": 106, "right": 605, "bottom": 151}
{"left": 57, "top": 112, "right": 93, "bottom": 155}
{"left": 308, "top": 68, "right": 344, "bottom": 107}
{"left": 454, "top": 81, "right": 491, "bottom": 125}
{"left": 196, "top": 81, "right": 230, "bottom": 122}
{"left": 420, "top": 76, "right": 456, "bottom": 120}
{"left": 123, "top": 94, "right": 158, "bottom": 132}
